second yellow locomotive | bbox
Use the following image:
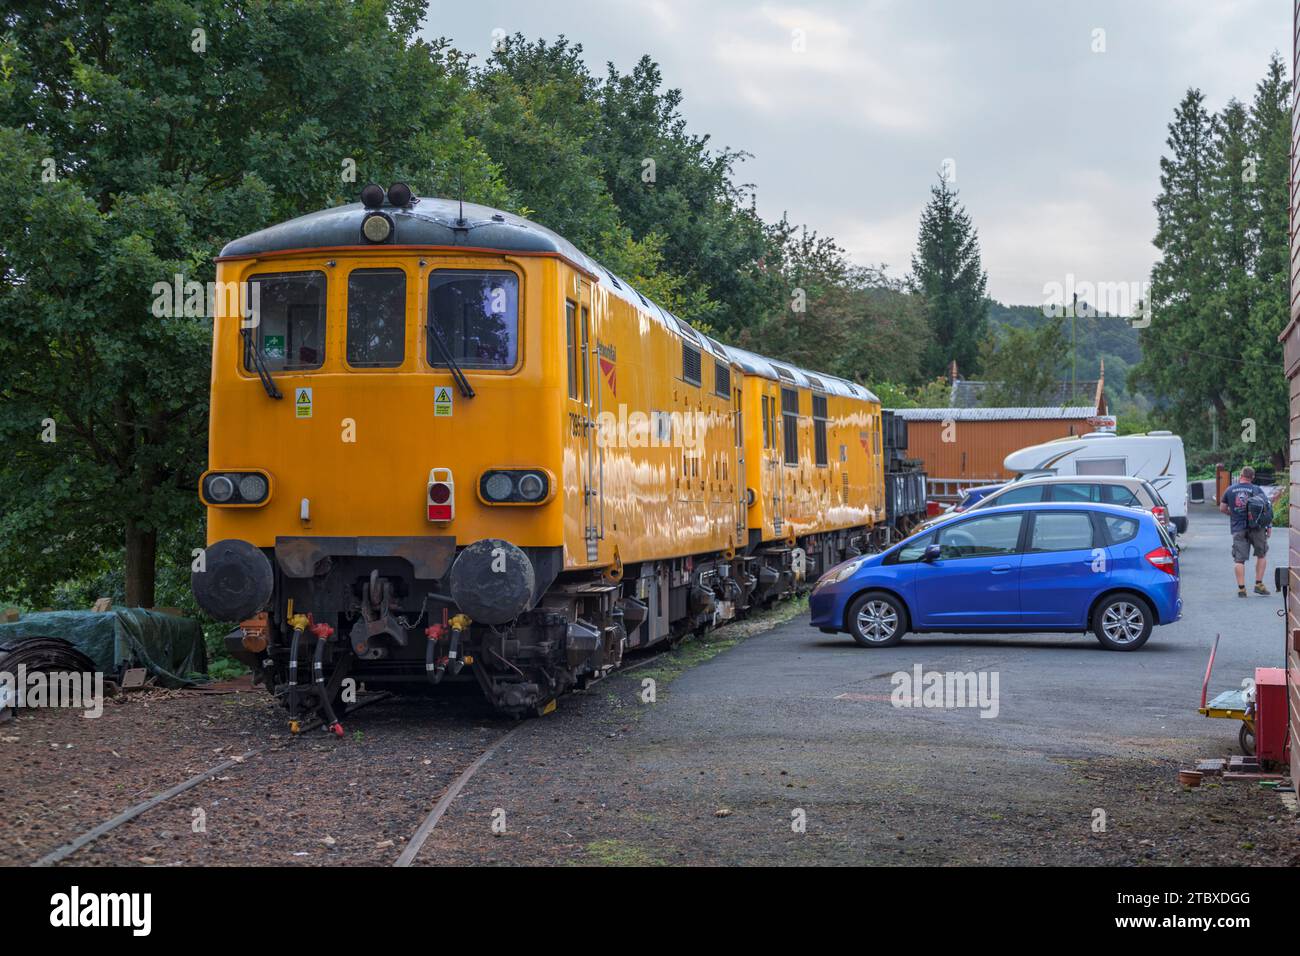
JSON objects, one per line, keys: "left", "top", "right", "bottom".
{"left": 193, "top": 185, "right": 901, "bottom": 720}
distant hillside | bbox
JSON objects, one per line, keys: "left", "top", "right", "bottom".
{"left": 985, "top": 301, "right": 1146, "bottom": 402}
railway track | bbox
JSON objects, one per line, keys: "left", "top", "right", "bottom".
{"left": 27, "top": 642, "right": 682, "bottom": 868}
{"left": 30, "top": 692, "right": 392, "bottom": 867}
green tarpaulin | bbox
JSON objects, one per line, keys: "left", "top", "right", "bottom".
{"left": 0, "top": 609, "right": 207, "bottom": 687}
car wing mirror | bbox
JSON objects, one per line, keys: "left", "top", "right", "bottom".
{"left": 922, "top": 543, "right": 942, "bottom": 563}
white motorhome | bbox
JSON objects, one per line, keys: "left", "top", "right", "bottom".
{"left": 1003, "top": 431, "right": 1189, "bottom": 531}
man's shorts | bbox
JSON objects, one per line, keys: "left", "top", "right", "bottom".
{"left": 1232, "top": 528, "right": 1269, "bottom": 563}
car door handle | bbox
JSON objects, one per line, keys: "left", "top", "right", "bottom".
{"left": 990, "top": 564, "right": 1013, "bottom": 574}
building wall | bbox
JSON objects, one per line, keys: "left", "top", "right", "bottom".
{"left": 1285, "top": 0, "right": 1300, "bottom": 794}
{"left": 905, "top": 417, "right": 1091, "bottom": 489}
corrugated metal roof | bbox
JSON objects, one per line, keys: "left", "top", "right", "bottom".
{"left": 892, "top": 406, "right": 1097, "bottom": 422}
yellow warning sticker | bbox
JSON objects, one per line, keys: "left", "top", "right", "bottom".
{"left": 295, "top": 387, "right": 312, "bottom": 419}
{"left": 434, "top": 386, "right": 453, "bottom": 418}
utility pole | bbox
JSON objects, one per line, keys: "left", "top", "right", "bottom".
{"left": 1071, "top": 292, "right": 1078, "bottom": 401}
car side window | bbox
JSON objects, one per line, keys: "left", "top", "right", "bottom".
{"left": 992, "top": 485, "right": 1045, "bottom": 506}
{"left": 1029, "top": 512, "right": 1096, "bottom": 552}
{"left": 1101, "top": 484, "right": 1139, "bottom": 506}
{"left": 934, "top": 514, "right": 1023, "bottom": 559}
{"left": 1103, "top": 514, "right": 1140, "bottom": 544}
{"left": 894, "top": 532, "right": 936, "bottom": 563}
{"left": 1050, "top": 482, "right": 1100, "bottom": 502}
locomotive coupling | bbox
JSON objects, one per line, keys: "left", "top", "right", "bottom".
{"left": 424, "top": 623, "right": 449, "bottom": 685}
{"left": 448, "top": 614, "right": 471, "bottom": 675}
{"left": 286, "top": 615, "right": 310, "bottom": 728}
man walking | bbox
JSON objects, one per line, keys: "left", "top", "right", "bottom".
{"left": 1219, "top": 466, "right": 1272, "bottom": 596}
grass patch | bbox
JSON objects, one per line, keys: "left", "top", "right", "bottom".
{"left": 582, "top": 839, "right": 665, "bottom": 867}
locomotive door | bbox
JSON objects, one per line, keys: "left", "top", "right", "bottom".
{"left": 733, "top": 380, "right": 746, "bottom": 542}
{"left": 566, "top": 290, "right": 599, "bottom": 565}
{"left": 767, "top": 384, "right": 784, "bottom": 536}
{"left": 579, "top": 293, "right": 600, "bottom": 562}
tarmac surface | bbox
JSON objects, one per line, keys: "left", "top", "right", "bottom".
{"left": 424, "top": 500, "right": 1300, "bottom": 865}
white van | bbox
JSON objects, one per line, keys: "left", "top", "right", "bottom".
{"left": 1003, "top": 431, "right": 1189, "bottom": 531}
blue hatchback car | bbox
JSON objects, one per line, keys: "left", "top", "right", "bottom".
{"left": 809, "top": 503, "right": 1180, "bottom": 651}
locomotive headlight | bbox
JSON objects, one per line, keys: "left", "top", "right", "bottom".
{"left": 483, "top": 473, "right": 515, "bottom": 502}
{"left": 361, "top": 212, "right": 393, "bottom": 243}
{"left": 201, "top": 470, "right": 272, "bottom": 507}
{"left": 517, "top": 473, "right": 545, "bottom": 501}
{"left": 207, "top": 475, "right": 235, "bottom": 503}
{"left": 479, "top": 469, "right": 552, "bottom": 505}
{"left": 238, "top": 473, "right": 268, "bottom": 502}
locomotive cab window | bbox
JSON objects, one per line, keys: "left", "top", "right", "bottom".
{"left": 565, "top": 300, "right": 578, "bottom": 399}
{"left": 347, "top": 268, "right": 406, "bottom": 368}
{"left": 427, "top": 270, "right": 519, "bottom": 370}
{"left": 244, "top": 271, "right": 326, "bottom": 372}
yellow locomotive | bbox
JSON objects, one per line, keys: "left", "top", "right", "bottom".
{"left": 193, "top": 185, "right": 914, "bottom": 721}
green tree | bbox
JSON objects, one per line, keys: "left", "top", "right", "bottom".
{"left": 977, "top": 318, "right": 1067, "bottom": 406}
{"left": 467, "top": 36, "right": 779, "bottom": 335}
{"left": 738, "top": 226, "right": 927, "bottom": 386}
{"left": 909, "top": 174, "right": 989, "bottom": 378}
{"left": 0, "top": 0, "right": 502, "bottom": 608}
{"left": 1240, "top": 54, "right": 1290, "bottom": 467}
{"left": 1131, "top": 88, "right": 1220, "bottom": 448}
{"left": 593, "top": 54, "right": 778, "bottom": 335}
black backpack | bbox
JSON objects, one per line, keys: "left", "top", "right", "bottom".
{"left": 1231, "top": 486, "right": 1271, "bottom": 530}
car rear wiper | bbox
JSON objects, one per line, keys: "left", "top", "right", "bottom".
{"left": 242, "top": 327, "right": 283, "bottom": 399}
{"left": 425, "top": 321, "right": 475, "bottom": 398}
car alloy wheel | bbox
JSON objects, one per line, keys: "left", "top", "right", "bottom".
{"left": 856, "top": 599, "right": 898, "bottom": 643}
{"left": 1100, "top": 601, "right": 1145, "bottom": 645}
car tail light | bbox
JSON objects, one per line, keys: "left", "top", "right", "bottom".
{"left": 1151, "top": 505, "right": 1168, "bottom": 526}
{"left": 1145, "top": 546, "right": 1176, "bottom": 575}
{"left": 427, "top": 468, "right": 454, "bottom": 522}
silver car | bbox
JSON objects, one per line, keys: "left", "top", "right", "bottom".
{"left": 919, "top": 475, "right": 1175, "bottom": 537}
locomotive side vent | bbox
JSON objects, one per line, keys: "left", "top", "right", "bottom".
{"left": 682, "top": 343, "right": 702, "bottom": 386}
{"left": 714, "top": 360, "right": 731, "bottom": 399}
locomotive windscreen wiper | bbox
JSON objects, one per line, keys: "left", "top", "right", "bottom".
{"left": 241, "top": 326, "right": 283, "bottom": 399}
{"left": 426, "top": 321, "right": 476, "bottom": 398}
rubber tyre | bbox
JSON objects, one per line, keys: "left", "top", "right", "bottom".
{"left": 1238, "top": 722, "right": 1254, "bottom": 757}
{"left": 1092, "top": 594, "right": 1153, "bottom": 651}
{"left": 845, "top": 591, "right": 908, "bottom": 648}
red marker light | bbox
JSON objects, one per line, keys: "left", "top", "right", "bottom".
{"left": 427, "top": 468, "right": 454, "bottom": 522}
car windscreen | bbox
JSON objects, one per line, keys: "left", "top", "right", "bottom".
{"left": 1140, "top": 479, "right": 1168, "bottom": 508}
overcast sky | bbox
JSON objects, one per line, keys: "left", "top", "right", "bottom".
{"left": 422, "top": 0, "right": 1288, "bottom": 307}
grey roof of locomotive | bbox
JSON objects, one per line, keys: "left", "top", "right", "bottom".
{"left": 220, "top": 195, "right": 876, "bottom": 402}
